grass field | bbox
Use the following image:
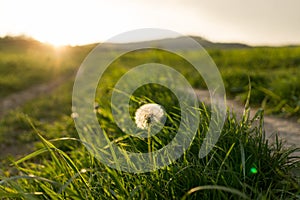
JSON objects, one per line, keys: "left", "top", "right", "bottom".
{"left": 0, "top": 36, "right": 92, "bottom": 97}
{"left": 0, "top": 37, "right": 299, "bottom": 199}
{"left": 93, "top": 46, "right": 300, "bottom": 120}
{"left": 210, "top": 47, "right": 300, "bottom": 119}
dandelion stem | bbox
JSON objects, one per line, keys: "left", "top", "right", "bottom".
{"left": 148, "top": 125, "right": 152, "bottom": 163}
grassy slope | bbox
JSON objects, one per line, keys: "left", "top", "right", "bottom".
{"left": 0, "top": 39, "right": 299, "bottom": 199}
{"left": 209, "top": 47, "right": 300, "bottom": 119}
{"left": 95, "top": 46, "right": 300, "bottom": 119}
{"left": 0, "top": 76, "right": 299, "bottom": 199}
{"left": 0, "top": 36, "right": 94, "bottom": 98}
{"left": 1, "top": 36, "right": 299, "bottom": 118}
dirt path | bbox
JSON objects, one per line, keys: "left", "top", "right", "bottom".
{"left": 194, "top": 89, "right": 300, "bottom": 149}
{"left": 0, "top": 73, "right": 75, "bottom": 160}
{"left": 0, "top": 73, "right": 74, "bottom": 118}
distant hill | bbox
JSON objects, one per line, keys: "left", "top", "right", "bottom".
{"left": 188, "top": 36, "right": 250, "bottom": 49}
{"left": 0, "top": 35, "right": 250, "bottom": 52}
{"left": 0, "top": 35, "right": 49, "bottom": 52}
{"left": 97, "top": 36, "right": 250, "bottom": 51}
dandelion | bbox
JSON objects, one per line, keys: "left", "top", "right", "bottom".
{"left": 135, "top": 103, "right": 165, "bottom": 130}
{"left": 135, "top": 103, "right": 165, "bottom": 164}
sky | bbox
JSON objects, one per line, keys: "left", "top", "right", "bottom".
{"left": 0, "top": 0, "right": 299, "bottom": 46}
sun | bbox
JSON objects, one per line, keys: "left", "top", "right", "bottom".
{"left": 44, "top": 37, "right": 69, "bottom": 48}
{"left": 49, "top": 40, "right": 66, "bottom": 48}
{"left": 32, "top": 32, "right": 73, "bottom": 48}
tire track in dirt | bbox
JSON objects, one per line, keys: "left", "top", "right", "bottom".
{"left": 194, "top": 89, "right": 300, "bottom": 150}
{"left": 0, "top": 73, "right": 75, "bottom": 159}
{"left": 0, "top": 73, "right": 75, "bottom": 118}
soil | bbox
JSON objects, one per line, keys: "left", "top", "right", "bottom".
{"left": 0, "top": 75, "right": 72, "bottom": 117}
{"left": 194, "top": 89, "right": 300, "bottom": 152}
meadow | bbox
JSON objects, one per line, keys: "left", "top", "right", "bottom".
{"left": 0, "top": 36, "right": 92, "bottom": 97}
{"left": 0, "top": 37, "right": 299, "bottom": 199}
{"left": 211, "top": 47, "right": 300, "bottom": 119}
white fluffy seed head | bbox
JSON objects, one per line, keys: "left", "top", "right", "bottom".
{"left": 135, "top": 103, "right": 165, "bottom": 130}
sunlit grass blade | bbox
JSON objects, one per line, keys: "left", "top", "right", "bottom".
{"left": 181, "top": 185, "right": 250, "bottom": 200}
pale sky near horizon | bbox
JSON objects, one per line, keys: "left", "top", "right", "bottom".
{"left": 0, "top": 0, "right": 299, "bottom": 46}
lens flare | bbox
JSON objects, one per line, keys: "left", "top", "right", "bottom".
{"left": 250, "top": 167, "right": 258, "bottom": 174}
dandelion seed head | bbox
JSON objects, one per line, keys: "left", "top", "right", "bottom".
{"left": 135, "top": 103, "right": 165, "bottom": 130}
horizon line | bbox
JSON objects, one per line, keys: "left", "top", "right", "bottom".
{"left": 1, "top": 34, "right": 299, "bottom": 48}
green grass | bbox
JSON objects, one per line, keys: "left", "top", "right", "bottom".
{"left": 0, "top": 38, "right": 300, "bottom": 199}
{"left": 0, "top": 88, "right": 299, "bottom": 199}
{"left": 208, "top": 47, "right": 300, "bottom": 119}
{"left": 1, "top": 37, "right": 299, "bottom": 118}
{"left": 0, "top": 80, "right": 76, "bottom": 160}
{"left": 0, "top": 36, "right": 93, "bottom": 97}
{"left": 93, "top": 46, "right": 300, "bottom": 120}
